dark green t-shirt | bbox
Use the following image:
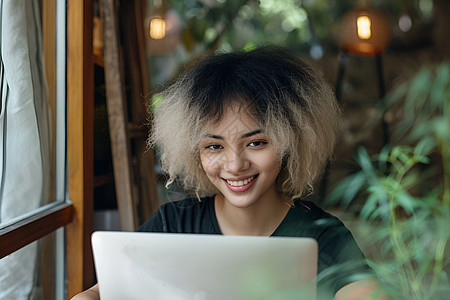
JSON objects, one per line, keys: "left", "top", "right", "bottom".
{"left": 138, "top": 196, "right": 374, "bottom": 299}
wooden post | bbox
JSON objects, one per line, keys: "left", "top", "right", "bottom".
{"left": 42, "top": 0, "right": 57, "bottom": 298}
{"left": 102, "top": 0, "right": 138, "bottom": 231}
{"left": 66, "top": 0, "right": 95, "bottom": 297}
{"left": 121, "top": 0, "right": 159, "bottom": 224}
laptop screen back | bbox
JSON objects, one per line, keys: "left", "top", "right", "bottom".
{"left": 92, "top": 231, "right": 318, "bottom": 300}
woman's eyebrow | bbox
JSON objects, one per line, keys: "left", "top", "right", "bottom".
{"left": 203, "top": 129, "right": 262, "bottom": 140}
{"left": 241, "top": 129, "right": 262, "bottom": 138}
{"left": 204, "top": 134, "right": 224, "bottom": 140}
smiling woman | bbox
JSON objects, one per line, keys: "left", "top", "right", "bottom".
{"left": 73, "top": 46, "right": 386, "bottom": 300}
{"left": 146, "top": 46, "right": 385, "bottom": 299}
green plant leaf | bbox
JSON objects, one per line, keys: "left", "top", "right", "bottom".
{"left": 407, "top": 69, "right": 432, "bottom": 113}
{"left": 430, "top": 64, "right": 450, "bottom": 111}
{"left": 359, "top": 193, "right": 378, "bottom": 220}
{"left": 341, "top": 173, "right": 366, "bottom": 207}
{"left": 326, "top": 172, "right": 365, "bottom": 208}
{"left": 395, "top": 192, "right": 416, "bottom": 213}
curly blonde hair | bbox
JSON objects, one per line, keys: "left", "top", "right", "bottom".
{"left": 148, "top": 46, "right": 341, "bottom": 199}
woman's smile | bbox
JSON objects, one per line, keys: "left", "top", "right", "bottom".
{"left": 223, "top": 175, "right": 258, "bottom": 192}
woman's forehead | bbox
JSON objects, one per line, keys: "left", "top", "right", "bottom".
{"left": 201, "top": 105, "right": 261, "bottom": 135}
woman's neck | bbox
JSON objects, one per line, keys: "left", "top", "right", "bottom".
{"left": 214, "top": 193, "right": 291, "bottom": 236}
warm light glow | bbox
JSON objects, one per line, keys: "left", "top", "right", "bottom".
{"left": 357, "top": 15, "right": 371, "bottom": 39}
{"left": 398, "top": 14, "right": 412, "bottom": 32}
{"left": 149, "top": 17, "right": 166, "bottom": 39}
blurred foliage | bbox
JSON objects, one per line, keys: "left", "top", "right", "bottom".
{"left": 326, "top": 62, "right": 450, "bottom": 299}
{"left": 163, "top": 0, "right": 435, "bottom": 55}
{"left": 147, "top": 0, "right": 438, "bottom": 99}
{"left": 146, "top": 0, "right": 437, "bottom": 91}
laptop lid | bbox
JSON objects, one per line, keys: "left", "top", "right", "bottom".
{"left": 92, "top": 231, "right": 318, "bottom": 300}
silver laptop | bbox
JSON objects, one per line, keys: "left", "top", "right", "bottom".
{"left": 92, "top": 231, "right": 318, "bottom": 300}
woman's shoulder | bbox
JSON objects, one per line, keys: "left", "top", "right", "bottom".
{"left": 273, "top": 198, "right": 345, "bottom": 237}
{"left": 291, "top": 199, "right": 338, "bottom": 220}
{"left": 138, "top": 195, "right": 219, "bottom": 234}
{"left": 158, "top": 196, "right": 215, "bottom": 212}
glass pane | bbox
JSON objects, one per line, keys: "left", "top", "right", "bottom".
{"left": 0, "top": 0, "right": 62, "bottom": 227}
{"left": 0, "top": 0, "right": 66, "bottom": 299}
{"left": 0, "top": 231, "right": 62, "bottom": 300}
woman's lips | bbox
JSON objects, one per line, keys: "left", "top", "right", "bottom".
{"left": 223, "top": 175, "right": 258, "bottom": 192}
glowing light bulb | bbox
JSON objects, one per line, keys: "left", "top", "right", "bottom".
{"left": 149, "top": 17, "right": 166, "bottom": 40}
{"left": 357, "top": 15, "right": 371, "bottom": 39}
{"left": 398, "top": 14, "right": 412, "bottom": 32}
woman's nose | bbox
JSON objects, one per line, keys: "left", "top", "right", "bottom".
{"left": 223, "top": 148, "right": 250, "bottom": 173}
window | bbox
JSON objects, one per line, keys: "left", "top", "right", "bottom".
{"left": 0, "top": 1, "right": 93, "bottom": 299}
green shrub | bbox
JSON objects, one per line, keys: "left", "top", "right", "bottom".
{"left": 327, "top": 63, "right": 450, "bottom": 299}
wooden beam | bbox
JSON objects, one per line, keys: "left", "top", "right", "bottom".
{"left": 43, "top": 0, "right": 57, "bottom": 201}
{"left": 42, "top": 2, "right": 57, "bottom": 299}
{"left": 102, "top": 0, "right": 138, "bottom": 231}
{"left": 66, "top": 0, "right": 95, "bottom": 298}
{"left": 124, "top": 0, "right": 159, "bottom": 223}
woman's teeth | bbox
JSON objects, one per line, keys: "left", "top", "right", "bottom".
{"left": 226, "top": 176, "right": 255, "bottom": 187}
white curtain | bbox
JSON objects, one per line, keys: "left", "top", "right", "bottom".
{"left": 0, "top": 0, "right": 51, "bottom": 298}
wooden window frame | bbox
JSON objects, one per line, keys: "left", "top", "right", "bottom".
{"left": 0, "top": 0, "right": 72, "bottom": 258}
{"left": 66, "top": 0, "right": 95, "bottom": 297}
{"left": 0, "top": 0, "right": 95, "bottom": 298}
{"left": 0, "top": 203, "right": 73, "bottom": 259}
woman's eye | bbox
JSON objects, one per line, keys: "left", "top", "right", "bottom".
{"left": 206, "top": 145, "right": 223, "bottom": 150}
{"left": 248, "top": 141, "right": 267, "bottom": 148}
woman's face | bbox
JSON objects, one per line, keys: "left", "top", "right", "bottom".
{"left": 199, "top": 106, "right": 281, "bottom": 209}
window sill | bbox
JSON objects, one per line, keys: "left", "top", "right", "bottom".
{"left": 0, "top": 202, "right": 73, "bottom": 259}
